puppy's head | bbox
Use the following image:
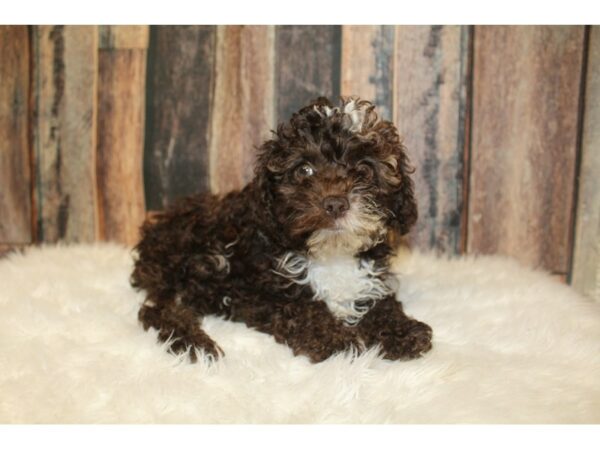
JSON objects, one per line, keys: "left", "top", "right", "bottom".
{"left": 255, "top": 97, "right": 417, "bottom": 255}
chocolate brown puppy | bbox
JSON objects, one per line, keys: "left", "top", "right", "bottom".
{"left": 131, "top": 97, "right": 432, "bottom": 363}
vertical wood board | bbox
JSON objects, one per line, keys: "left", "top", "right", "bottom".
{"left": 99, "top": 25, "right": 149, "bottom": 49}
{"left": 209, "top": 25, "right": 275, "bottom": 194}
{"left": 97, "top": 26, "right": 148, "bottom": 245}
{"left": 572, "top": 26, "right": 600, "bottom": 301}
{"left": 468, "top": 26, "right": 585, "bottom": 272}
{"left": 341, "top": 25, "right": 395, "bottom": 121}
{"left": 394, "top": 25, "right": 469, "bottom": 254}
{"left": 275, "top": 25, "right": 341, "bottom": 122}
{"left": 144, "top": 25, "right": 216, "bottom": 210}
{"left": 32, "top": 25, "right": 99, "bottom": 243}
{"left": 0, "top": 26, "right": 32, "bottom": 243}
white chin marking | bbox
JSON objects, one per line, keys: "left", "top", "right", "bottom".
{"left": 307, "top": 199, "right": 385, "bottom": 255}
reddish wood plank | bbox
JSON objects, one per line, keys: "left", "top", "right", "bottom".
{"left": 468, "top": 26, "right": 585, "bottom": 272}
{"left": 209, "top": 26, "right": 275, "bottom": 194}
{"left": 572, "top": 26, "right": 600, "bottom": 301}
{"left": 341, "top": 25, "right": 394, "bottom": 121}
{"left": 394, "top": 26, "right": 469, "bottom": 254}
{"left": 144, "top": 26, "right": 216, "bottom": 209}
{"left": 0, "top": 26, "right": 32, "bottom": 244}
{"left": 31, "top": 26, "right": 99, "bottom": 243}
{"left": 276, "top": 25, "right": 341, "bottom": 122}
{"left": 97, "top": 26, "right": 148, "bottom": 245}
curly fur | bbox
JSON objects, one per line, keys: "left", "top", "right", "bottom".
{"left": 131, "top": 96, "right": 432, "bottom": 363}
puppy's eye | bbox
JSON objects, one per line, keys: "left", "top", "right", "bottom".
{"left": 355, "top": 163, "right": 374, "bottom": 181}
{"left": 295, "top": 163, "right": 315, "bottom": 179}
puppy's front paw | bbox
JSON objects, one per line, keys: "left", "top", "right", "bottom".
{"left": 295, "top": 329, "right": 364, "bottom": 363}
{"left": 159, "top": 329, "right": 224, "bottom": 363}
{"left": 378, "top": 320, "right": 432, "bottom": 361}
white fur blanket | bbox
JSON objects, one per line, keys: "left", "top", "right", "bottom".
{"left": 1, "top": 244, "right": 599, "bottom": 423}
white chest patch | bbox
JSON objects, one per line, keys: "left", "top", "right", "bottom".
{"left": 275, "top": 252, "right": 393, "bottom": 324}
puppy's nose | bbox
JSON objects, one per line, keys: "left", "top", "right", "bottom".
{"left": 322, "top": 196, "right": 349, "bottom": 218}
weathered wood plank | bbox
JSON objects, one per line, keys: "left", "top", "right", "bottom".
{"left": 31, "top": 25, "right": 99, "bottom": 243}
{"left": 394, "top": 26, "right": 469, "bottom": 254}
{"left": 341, "top": 25, "right": 395, "bottom": 121}
{"left": 99, "top": 25, "right": 149, "bottom": 49}
{"left": 572, "top": 26, "right": 600, "bottom": 301}
{"left": 209, "top": 25, "right": 275, "bottom": 194}
{"left": 97, "top": 26, "right": 148, "bottom": 245}
{"left": 144, "top": 26, "right": 216, "bottom": 210}
{"left": 276, "top": 25, "right": 341, "bottom": 122}
{"left": 0, "top": 26, "right": 31, "bottom": 244}
{"left": 468, "top": 26, "right": 585, "bottom": 272}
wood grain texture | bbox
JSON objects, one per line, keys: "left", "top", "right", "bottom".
{"left": 31, "top": 26, "right": 99, "bottom": 243}
{"left": 97, "top": 26, "right": 148, "bottom": 245}
{"left": 144, "top": 26, "right": 216, "bottom": 210}
{"left": 0, "top": 26, "right": 31, "bottom": 244}
{"left": 394, "top": 26, "right": 469, "bottom": 254}
{"left": 341, "top": 25, "right": 395, "bottom": 121}
{"left": 572, "top": 26, "right": 600, "bottom": 301}
{"left": 468, "top": 26, "right": 585, "bottom": 272}
{"left": 209, "top": 26, "right": 275, "bottom": 194}
{"left": 275, "top": 25, "right": 341, "bottom": 122}
{"left": 99, "top": 25, "right": 149, "bottom": 49}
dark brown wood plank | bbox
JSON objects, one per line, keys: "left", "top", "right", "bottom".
{"left": 394, "top": 26, "right": 469, "bottom": 254}
{"left": 208, "top": 26, "right": 275, "bottom": 194}
{"left": 468, "top": 26, "right": 585, "bottom": 272}
{"left": 0, "top": 26, "right": 31, "bottom": 244}
{"left": 97, "top": 26, "right": 148, "bottom": 245}
{"left": 572, "top": 26, "right": 600, "bottom": 301}
{"left": 31, "top": 26, "right": 99, "bottom": 243}
{"left": 144, "top": 25, "right": 216, "bottom": 210}
{"left": 341, "top": 25, "right": 394, "bottom": 121}
{"left": 275, "top": 25, "right": 341, "bottom": 122}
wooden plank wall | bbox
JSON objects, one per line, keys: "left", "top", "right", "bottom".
{"left": 1, "top": 25, "right": 599, "bottom": 301}
{"left": 32, "top": 26, "right": 98, "bottom": 243}
{"left": 0, "top": 26, "right": 31, "bottom": 244}
{"left": 469, "top": 26, "right": 585, "bottom": 277}
{"left": 96, "top": 26, "right": 148, "bottom": 245}
{"left": 572, "top": 26, "right": 600, "bottom": 300}
{"left": 276, "top": 26, "right": 341, "bottom": 123}
{"left": 209, "top": 26, "right": 275, "bottom": 194}
{"left": 395, "top": 26, "right": 469, "bottom": 254}
{"left": 144, "top": 26, "right": 215, "bottom": 209}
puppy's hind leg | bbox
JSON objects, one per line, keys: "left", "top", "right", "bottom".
{"left": 139, "top": 299, "right": 223, "bottom": 363}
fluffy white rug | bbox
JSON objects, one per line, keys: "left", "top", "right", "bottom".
{"left": 0, "top": 244, "right": 599, "bottom": 424}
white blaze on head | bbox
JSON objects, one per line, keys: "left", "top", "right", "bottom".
{"left": 342, "top": 100, "right": 366, "bottom": 132}
{"left": 319, "top": 99, "right": 366, "bottom": 133}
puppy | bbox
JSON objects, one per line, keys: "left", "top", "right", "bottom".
{"left": 131, "top": 97, "right": 432, "bottom": 363}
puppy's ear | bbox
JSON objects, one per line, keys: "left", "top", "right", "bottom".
{"left": 389, "top": 146, "right": 418, "bottom": 235}
{"left": 370, "top": 120, "right": 418, "bottom": 236}
{"left": 253, "top": 138, "right": 278, "bottom": 210}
